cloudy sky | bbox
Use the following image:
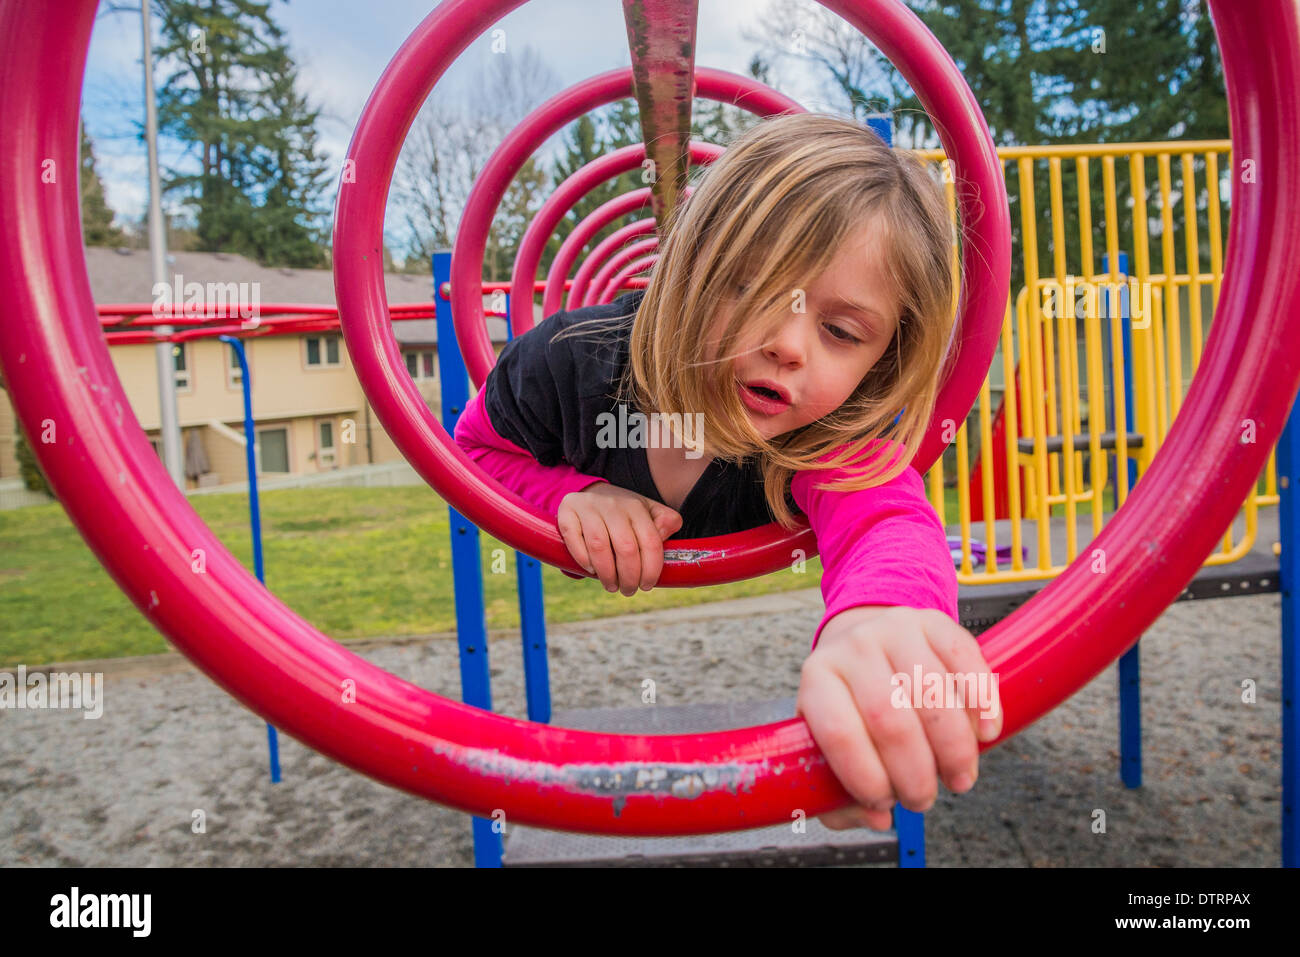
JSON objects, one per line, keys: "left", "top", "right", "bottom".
{"left": 81, "top": 0, "right": 842, "bottom": 251}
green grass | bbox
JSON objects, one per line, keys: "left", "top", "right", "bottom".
{"left": 0, "top": 486, "right": 823, "bottom": 667}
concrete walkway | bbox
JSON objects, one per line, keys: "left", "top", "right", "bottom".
{"left": 0, "top": 588, "right": 1284, "bottom": 866}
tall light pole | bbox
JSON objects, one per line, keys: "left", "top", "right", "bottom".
{"left": 142, "top": 0, "right": 183, "bottom": 486}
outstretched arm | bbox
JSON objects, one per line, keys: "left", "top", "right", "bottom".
{"left": 790, "top": 444, "right": 996, "bottom": 832}
{"left": 453, "top": 386, "right": 608, "bottom": 516}
{"left": 791, "top": 445, "right": 959, "bottom": 650}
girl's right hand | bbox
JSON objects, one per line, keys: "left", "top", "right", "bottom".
{"left": 558, "top": 484, "right": 683, "bottom": 595}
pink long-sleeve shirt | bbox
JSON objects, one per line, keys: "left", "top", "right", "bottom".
{"left": 454, "top": 386, "right": 958, "bottom": 648}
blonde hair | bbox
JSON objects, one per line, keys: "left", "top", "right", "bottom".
{"left": 564, "top": 112, "right": 959, "bottom": 527}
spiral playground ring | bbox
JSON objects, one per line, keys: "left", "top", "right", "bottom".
{"left": 335, "top": 0, "right": 1011, "bottom": 585}
{"left": 1, "top": 0, "right": 1296, "bottom": 835}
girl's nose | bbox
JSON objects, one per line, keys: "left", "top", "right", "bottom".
{"left": 761, "top": 319, "right": 808, "bottom": 368}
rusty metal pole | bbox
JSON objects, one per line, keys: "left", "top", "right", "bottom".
{"left": 621, "top": 0, "right": 699, "bottom": 233}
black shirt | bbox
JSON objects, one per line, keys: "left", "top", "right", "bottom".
{"left": 482, "top": 289, "right": 783, "bottom": 539}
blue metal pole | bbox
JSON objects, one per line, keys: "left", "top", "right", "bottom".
{"left": 1278, "top": 392, "right": 1299, "bottom": 868}
{"left": 515, "top": 551, "right": 551, "bottom": 724}
{"left": 218, "top": 335, "right": 280, "bottom": 784}
{"left": 864, "top": 114, "right": 892, "bottom": 146}
{"left": 894, "top": 806, "right": 925, "bottom": 867}
{"left": 1102, "top": 252, "right": 1144, "bottom": 785}
{"left": 868, "top": 112, "right": 926, "bottom": 865}
{"left": 500, "top": 294, "right": 553, "bottom": 724}
{"left": 1107, "top": 252, "right": 1142, "bottom": 788}
{"left": 433, "top": 253, "right": 502, "bottom": 867}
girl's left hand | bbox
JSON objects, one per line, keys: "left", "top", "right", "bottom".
{"left": 795, "top": 604, "right": 1002, "bottom": 831}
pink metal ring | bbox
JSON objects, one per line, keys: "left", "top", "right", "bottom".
{"left": 558, "top": 213, "right": 659, "bottom": 314}
{"left": 8, "top": 0, "right": 1290, "bottom": 836}
{"left": 334, "top": 19, "right": 1010, "bottom": 584}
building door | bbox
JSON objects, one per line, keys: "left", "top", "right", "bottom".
{"left": 316, "top": 419, "right": 337, "bottom": 469}
{"left": 256, "top": 427, "right": 290, "bottom": 473}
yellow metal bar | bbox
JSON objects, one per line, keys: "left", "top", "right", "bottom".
{"left": 1018, "top": 157, "right": 1052, "bottom": 568}
{"left": 1103, "top": 155, "right": 1131, "bottom": 505}
{"left": 1157, "top": 154, "right": 1184, "bottom": 421}
{"left": 1151, "top": 286, "right": 1169, "bottom": 441}
{"left": 908, "top": 138, "right": 1282, "bottom": 586}
{"left": 1128, "top": 153, "right": 1160, "bottom": 472}
{"left": 976, "top": 377, "right": 997, "bottom": 573}
{"left": 1076, "top": 156, "right": 1107, "bottom": 533}
{"left": 956, "top": 414, "right": 972, "bottom": 575}
{"left": 915, "top": 139, "right": 1232, "bottom": 162}
{"left": 1000, "top": 295, "right": 1025, "bottom": 571}
{"left": 1207, "top": 151, "right": 1225, "bottom": 312}
{"left": 1047, "top": 157, "right": 1079, "bottom": 555}
{"left": 1181, "top": 153, "right": 1204, "bottom": 372}
{"left": 1015, "top": 287, "right": 1032, "bottom": 517}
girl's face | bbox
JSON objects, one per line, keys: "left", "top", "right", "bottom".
{"left": 707, "top": 222, "right": 902, "bottom": 440}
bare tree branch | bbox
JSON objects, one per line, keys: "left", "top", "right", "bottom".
{"left": 390, "top": 44, "right": 562, "bottom": 271}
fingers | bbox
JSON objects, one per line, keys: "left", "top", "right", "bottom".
{"left": 573, "top": 503, "right": 619, "bottom": 591}
{"left": 625, "top": 502, "right": 665, "bottom": 591}
{"left": 558, "top": 497, "right": 639, "bottom": 592}
{"left": 922, "top": 611, "right": 1003, "bottom": 744}
{"left": 880, "top": 634, "right": 980, "bottom": 798}
{"left": 799, "top": 609, "right": 997, "bottom": 827}
{"left": 646, "top": 501, "right": 683, "bottom": 540}
{"left": 819, "top": 804, "right": 894, "bottom": 832}
{"left": 827, "top": 639, "right": 939, "bottom": 814}
{"left": 796, "top": 664, "right": 896, "bottom": 814}
{"left": 556, "top": 504, "right": 594, "bottom": 575}
{"left": 601, "top": 509, "right": 645, "bottom": 596}
{"left": 556, "top": 490, "right": 683, "bottom": 595}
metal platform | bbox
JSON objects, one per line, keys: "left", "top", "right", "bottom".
{"left": 501, "top": 697, "right": 898, "bottom": 867}
{"left": 954, "top": 505, "right": 1281, "bottom": 634}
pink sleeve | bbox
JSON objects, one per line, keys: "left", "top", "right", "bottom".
{"left": 452, "top": 386, "right": 609, "bottom": 516}
{"left": 791, "top": 441, "right": 958, "bottom": 651}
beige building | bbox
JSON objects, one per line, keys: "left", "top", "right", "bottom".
{"left": 0, "top": 247, "right": 513, "bottom": 490}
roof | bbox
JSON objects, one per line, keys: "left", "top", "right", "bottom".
{"left": 83, "top": 246, "right": 518, "bottom": 345}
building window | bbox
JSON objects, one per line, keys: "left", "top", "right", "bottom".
{"left": 305, "top": 335, "right": 341, "bottom": 368}
{"left": 227, "top": 342, "right": 245, "bottom": 389}
{"left": 255, "top": 427, "right": 290, "bottom": 473}
{"left": 173, "top": 343, "right": 191, "bottom": 391}
{"left": 405, "top": 349, "right": 436, "bottom": 380}
{"left": 316, "top": 419, "right": 337, "bottom": 470}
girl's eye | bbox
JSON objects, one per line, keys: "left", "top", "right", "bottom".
{"left": 824, "top": 321, "right": 863, "bottom": 344}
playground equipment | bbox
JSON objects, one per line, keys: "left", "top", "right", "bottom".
{"left": 0, "top": 0, "right": 1297, "bottom": 858}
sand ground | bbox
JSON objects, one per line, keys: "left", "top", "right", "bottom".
{"left": 0, "top": 589, "right": 1284, "bottom": 867}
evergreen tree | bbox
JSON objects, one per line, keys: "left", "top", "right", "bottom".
{"left": 247, "top": 52, "right": 331, "bottom": 266}
{"left": 826, "top": 1, "right": 1227, "bottom": 149}
{"left": 1015, "top": 0, "right": 1228, "bottom": 291}
{"left": 80, "top": 123, "right": 126, "bottom": 247}
{"left": 547, "top": 108, "right": 644, "bottom": 271}
{"left": 1062, "top": 0, "right": 1226, "bottom": 143}
{"left": 491, "top": 155, "right": 551, "bottom": 282}
{"left": 755, "top": 1, "right": 1227, "bottom": 286}
{"left": 151, "top": 0, "right": 328, "bottom": 267}
{"left": 890, "top": 0, "right": 1086, "bottom": 148}
{"left": 690, "top": 54, "right": 770, "bottom": 145}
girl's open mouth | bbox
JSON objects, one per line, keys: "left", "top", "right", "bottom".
{"left": 739, "top": 380, "right": 791, "bottom": 415}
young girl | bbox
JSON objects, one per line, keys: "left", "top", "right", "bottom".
{"left": 454, "top": 112, "right": 1001, "bottom": 832}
